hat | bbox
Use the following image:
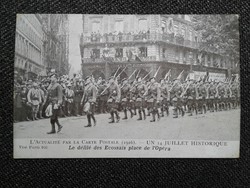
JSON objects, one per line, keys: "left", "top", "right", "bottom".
{"left": 33, "top": 83, "right": 38, "bottom": 87}
{"left": 67, "top": 83, "right": 72, "bottom": 87}
{"left": 50, "top": 73, "right": 58, "bottom": 78}
{"left": 149, "top": 77, "right": 156, "bottom": 81}
{"left": 109, "top": 76, "right": 115, "bottom": 80}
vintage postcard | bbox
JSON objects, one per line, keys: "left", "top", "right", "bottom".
{"left": 14, "top": 14, "right": 240, "bottom": 158}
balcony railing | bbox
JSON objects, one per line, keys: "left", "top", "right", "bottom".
{"left": 83, "top": 56, "right": 157, "bottom": 63}
{"left": 80, "top": 33, "right": 200, "bottom": 49}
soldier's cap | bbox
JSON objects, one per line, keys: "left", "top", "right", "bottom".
{"left": 49, "top": 73, "right": 58, "bottom": 78}
{"left": 109, "top": 76, "right": 115, "bottom": 80}
{"left": 149, "top": 77, "right": 155, "bottom": 81}
{"left": 159, "top": 78, "right": 165, "bottom": 82}
{"left": 67, "top": 83, "right": 72, "bottom": 87}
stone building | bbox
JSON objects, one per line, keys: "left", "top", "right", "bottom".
{"left": 15, "top": 14, "right": 45, "bottom": 80}
{"left": 15, "top": 14, "right": 70, "bottom": 80}
{"left": 80, "top": 14, "right": 235, "bottom": 81}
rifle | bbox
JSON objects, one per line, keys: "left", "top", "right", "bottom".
{"left": 142, "top": 70, "right": 152, "bottom": 81}
{"left": 116, "top": 66, "right": 127, "bottom": 78}
{"left": 164, "top": 69, "right": 171, "bottom": 80}
{"left": 113, "top": 67, "right": 121, "bottom": 77}
{"left": 153, "top": 66, "right": 161, "bottom": 78}
{"left": 120, "top": 69, "right": 137, "bottom": 89}
{"left": 180, "top": 82, "right": 191, "bottom": 98}
{"left": 136, "top": 69, "right": 141, "bottom": 78}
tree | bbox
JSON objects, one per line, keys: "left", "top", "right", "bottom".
{"left": 192, "top": 15, "right": 239, "bottom": 63}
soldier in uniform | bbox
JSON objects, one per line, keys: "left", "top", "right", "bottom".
{"left": 81, "top": 76, "right": 97, "bottom": 127}
{"left": 98, "top": 80, "right": 109, "bottom": 113}
{"left": 197, "top": 80, "right": 208, "bottom": 114}
{"left": 130, "top": 79, "right": 138, "bottom": 116}
{"left": 120, "top": 78, "right": 133, "bottom": 119}
{"left": 134, "top": 77, "right": 147, "bottom": 121}
{"left": 73, "top": 80, "right": 84, "bottom": 116}
{"left": 46, "top": 73, "right": 63, "bottom": 134}
{"left": 224, "top": 81, "right": 232, "bottom": 110}
{"left": 144, "top": 77, "right": 161, "bottom": 122}
{"left": 186, "top": 79, "right": 198, "bottom": 116}
{"left": 27, "top": 82, "right": 42, "bottom": 121}
{"left": 231, "top": 82, "right": 238, "bottom": 109}
{"left": 106, "top": 76, "right": 121, "bottom": 123}
{"left": 170, "top": 79, "right": 185, "bottom": 118}
{"left": 208, "top": 81, "right": 217, "bottom": 112}
{"left": 159, "top": 78, "right": 170, "bottom": 117}
{"left": 217, "top": 81, "right": 226, "bottom": 111}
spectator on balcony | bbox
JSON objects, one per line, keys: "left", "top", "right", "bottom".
{"left": 118, "top": 31, "right": 123, "bottom": 41}
{"left": 147, "top": 29, "right": 150, "bottom": 39}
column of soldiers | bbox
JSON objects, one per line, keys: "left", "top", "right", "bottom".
{"left": 14, "top": 69, "right": 241, "bottom": 131}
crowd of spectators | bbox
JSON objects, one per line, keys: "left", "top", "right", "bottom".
{"left": 14, "top": 73, "right": 88, "bottom": 123}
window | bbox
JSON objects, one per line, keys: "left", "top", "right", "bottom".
{"left": 92, "top": 49, "right": 100, "bottom": 58}
{"left": 115, "top": 48, "right": 123, "bottom": 58}
{"left": 162, "top": 48, "right": 166, "bottom": 58}
{"left": 138, "top": 47, "right": 147, "bottom": 57}
{"left": 138, "top": 19, "right": 148, "bottom": 32}
{"left": 115, "top": 21, "right": 124, "bottom": 33}
{"left": 92, "top": 22, "right": 100, "bottom": 33}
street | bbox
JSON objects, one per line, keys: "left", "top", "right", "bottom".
{"left": 14, "top": 108, "right": 240, "bottom": 140}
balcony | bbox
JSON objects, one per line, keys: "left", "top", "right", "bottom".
{"left": 80, "top": 33, "right": 200, "bottom": 49}
{"left": 83, "top": 56, "right": 157, "bottom": 63}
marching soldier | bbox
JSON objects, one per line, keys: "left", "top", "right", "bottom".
{"left": 46, "top": 73, "right": 63, "bottom": 134}
{"left": 81, "top": 76, "right": 97, "bottom": 127}
{"left": 145, "top": 77, "right": 161, "bottom": 122}
{"left": 186, "top": 79, "right": 197, "bottom": 116}
{"left": 120, "top": 78, "right": 133, "bottom": 119}
{"left": 130, "top": 79, "right": 138, "bottom": 116}
{"left": 208, "top": 81, "right": 217, "bottom": 112}
{"left": 197, "top": 80, "right": 208, "bottom": 114}
{"left": 134, "top": 77, "right": 147, "bottom": 121}
{"left": 170, "top": 79, "right": 185, "bottom": 118}
{"left": 73, "top": 80, "right": 84, "bottom": 116}
{"left": 217, "top": 81, "right": 226, "bottom": 111}
{"left": 106, "top": 76, "right": 121, "bottom": 123}
{"left": 159, "top": 78, "right": 170, "bottom": 117}
{"left": 231, "top": 82, "right": 238, "bottom": 109}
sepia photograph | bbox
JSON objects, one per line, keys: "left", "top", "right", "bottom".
{"left": 13, "top": 14, "right": 240, "bottom": 158}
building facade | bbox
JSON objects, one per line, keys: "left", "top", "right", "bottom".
{"left": 80, "top": 14, "right": 236, "bottom": 81}
{"left": 15, "top": 14, "right": 45, "bottom": 80}
{"left": 15, "top": 14, "right": 70, "bottom": 80}
{"left": 41, "top": 14, "right": 70, "bottom": 76}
